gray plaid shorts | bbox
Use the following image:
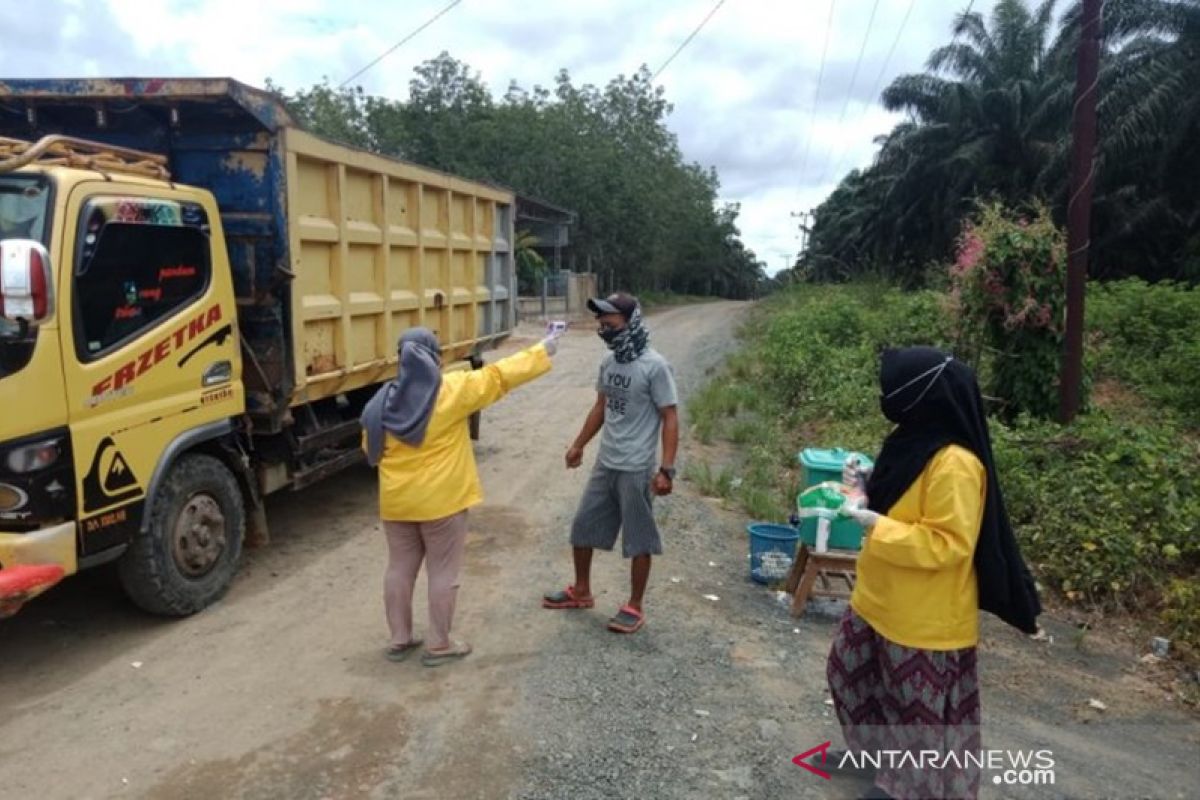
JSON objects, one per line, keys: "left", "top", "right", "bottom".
{"left": 569, "top": 465, "right": 663, "bottom": 558}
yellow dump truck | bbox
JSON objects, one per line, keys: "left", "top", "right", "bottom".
{"left": 0, "top": 78, "right": 516, "bottom": 616}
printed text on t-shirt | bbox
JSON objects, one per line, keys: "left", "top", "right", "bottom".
{"left": 605, "top": 372, "right": 630, "bottom": 416}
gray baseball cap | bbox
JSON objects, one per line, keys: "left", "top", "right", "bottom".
{"left": 587, "top": 292, "right": 639, "bottom": 319}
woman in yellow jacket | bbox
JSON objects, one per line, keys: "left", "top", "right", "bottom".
{"left": 361, "top": 327, "right": 557, "bottom": 667}
{"left": 831, "top": 347, "right": 1041, "bottom": 800}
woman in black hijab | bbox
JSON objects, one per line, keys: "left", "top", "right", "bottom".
{"left": 828, "top": 347, "right": 1040, "bottom": 800}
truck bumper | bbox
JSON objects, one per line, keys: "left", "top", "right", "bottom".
{"left": 0, "top": 522, "right": 77, "bottom": 617}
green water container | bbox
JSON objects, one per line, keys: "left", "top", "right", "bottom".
{"left": 796, "top": 448, "right": 875, "bottom": 551}
{"left": 798, "top": 447, "right": 874, "bottom": 488}
{"left": 796, "top": 513, "right": 867, "bottom": 551}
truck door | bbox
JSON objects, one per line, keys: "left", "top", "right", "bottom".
{"left": 59, "top": 188, "right": 242, "bottom": 559}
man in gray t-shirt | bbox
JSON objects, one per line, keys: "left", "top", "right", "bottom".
{"left": 542, "top": 293, "right": 678, "bottom": 635}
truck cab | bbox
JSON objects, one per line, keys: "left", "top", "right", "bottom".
{"left": 1, "top": 137, "right": 244, "bottom": 616}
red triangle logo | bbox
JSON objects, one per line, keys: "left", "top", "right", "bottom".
{"left": 792, "top": 740, "right": 833, "bottom": 780}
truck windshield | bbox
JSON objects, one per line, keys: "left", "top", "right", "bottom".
{"left": 0, "top": 174, "right": 52, "bottom": 377}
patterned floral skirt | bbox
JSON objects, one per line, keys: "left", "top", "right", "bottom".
{"left": 826, "top": 608, "right": 982, "bottom": 800}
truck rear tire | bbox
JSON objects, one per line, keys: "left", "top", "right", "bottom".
{"left": 118, "top": 454, "right": 245, "bottom": 616}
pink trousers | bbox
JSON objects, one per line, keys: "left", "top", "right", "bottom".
{"left": 382, "top": 511, "right": 469, "bottom": 650}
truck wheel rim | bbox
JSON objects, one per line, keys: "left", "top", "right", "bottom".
{"left": 173, "top": 493, "right": 226, "bottom": 577}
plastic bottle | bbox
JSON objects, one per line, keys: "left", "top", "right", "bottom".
{"left": 841, "top": 454, "right": 868, "bottom": 510}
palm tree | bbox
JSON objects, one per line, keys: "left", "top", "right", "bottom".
{"left": 877, "top": 0, "right": 1070, "bottom": 256}
{"left": 1068, "top": 0, "right": 1200, "bottom": 279}
{"left": 806, "top": 0, "right": 1076, "bottom": 279}
{"left": 807, "top": 0, "right": 1200, "bottom": 283}
{"left": 514, "top": 230, "right": 547, "bottom": 294}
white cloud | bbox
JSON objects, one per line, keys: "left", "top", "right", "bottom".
{"left": 2, "top": 0, "right": 993, "bottom": 276}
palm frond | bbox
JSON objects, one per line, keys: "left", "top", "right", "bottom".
{"left": 927, "top": 43, "right": 994, "bottom": 83}
{"left": 882, "top": 73, "right": 957, "bottom": 118}
{"left": 953, "top": 10, "right": 1000, "bottom": 62}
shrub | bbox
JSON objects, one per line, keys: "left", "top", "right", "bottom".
{"left": 993, "top": 413, "right": 1200, "bottom": 612}
{"left": 950, "top": 203, "right": 1071, "bottom": 419}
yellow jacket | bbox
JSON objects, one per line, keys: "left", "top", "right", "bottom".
{"left": 374, "top": 343, "right": 552, "bottom": 522}
{"left": 850, "top": 444, "right": 985, "bottom": 651}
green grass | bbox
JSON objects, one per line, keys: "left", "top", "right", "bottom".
{"left": 684, "top": 461, "right": 736, "bottom": 498}
{"left": 1087, "top": 279, "right": 1200, "bottom": 425}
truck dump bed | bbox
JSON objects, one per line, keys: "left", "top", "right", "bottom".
{"left": 0, "top": 78, "right": 516, "bottom": 428}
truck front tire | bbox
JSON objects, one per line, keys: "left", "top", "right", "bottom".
{"left": 118, "top": 454, "right": 245, "bottom": 616}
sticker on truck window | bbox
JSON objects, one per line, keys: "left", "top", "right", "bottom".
{"left": 113, "top": 305, "right": 143, "bottom": 321}
{"left": 74, "top": 196, "right": 214, "bottom": 363}
{"left": 80, "top": 199, "right": 209, "bottom": 268}
{"left": 159, "top": 265, "right": 197, "bottom": 281}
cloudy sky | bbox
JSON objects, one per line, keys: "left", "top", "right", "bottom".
{"left": 0, "top": 0, "right": 994, "bottom": 274}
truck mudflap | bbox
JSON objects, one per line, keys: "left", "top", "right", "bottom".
{"left": 0, "top": 521, "right": 76, "bottom": 617}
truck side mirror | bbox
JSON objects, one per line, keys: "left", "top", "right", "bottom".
{"left": 0, "top": 239, "right": 54, "bottom": 327}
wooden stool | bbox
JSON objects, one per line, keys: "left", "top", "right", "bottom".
{"left": 784, "top": 543, "right": 859, "bottom": 617}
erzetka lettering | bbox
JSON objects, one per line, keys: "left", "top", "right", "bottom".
{"left": 91, "top": 303, "right": 223, "bottom": 396}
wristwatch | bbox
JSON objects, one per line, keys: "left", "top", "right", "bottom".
{"left": 659, "top": 466, "right": 676, "bottom": 480}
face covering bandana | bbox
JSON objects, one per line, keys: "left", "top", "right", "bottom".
{"left": 599, "top": 306, "right": 650, "bottom": 364}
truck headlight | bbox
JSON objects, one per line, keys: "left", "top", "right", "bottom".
{"left": 0, "top": 483, "right": 28, "bottom": 511}
{"left": 6, "top": 439, "right": 62, "bottom": 473}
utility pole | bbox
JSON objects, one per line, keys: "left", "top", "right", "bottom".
{"left": 791, "top": 210, "right": 812, "bottom": 256}
{"left": 1059, "top": 0, "right": 1102, "bottom": 424}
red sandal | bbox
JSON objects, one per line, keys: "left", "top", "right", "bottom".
{"left": 606, "top": 605, "right": 645, "bottom": 633}
{"left": 542, "top": 585, "right": 595, "bottom": 609}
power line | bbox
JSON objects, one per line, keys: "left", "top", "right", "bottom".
{"left": 339, "top": 0, "right": 463, "bottom": 88}
{"left": 866, "top": 0, "right": 922, "bottom": 111}
{"left": 819, "top": 0, "right": 882, "bottom": 184}
{"left": 829, "top": 0, "right": 980, "bottom": 182}
{"left": 954, "top": 0, "right": 978, "bottom": 38}
{"left": 792, "top": 0, "right": 838, "bottom": 264}
{"left": 653, "top": 0, "right": 728, "bottom": 81}
{"left": 797, "top": 0, "right": 838, "bottom": 194}
{"left": 801, "top": 0, "right": 977, "bottom": 262}
{"left": 828, "top": 0, "right": 919, "bottom": 180}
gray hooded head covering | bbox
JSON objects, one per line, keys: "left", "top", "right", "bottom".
{"left": 360, "top": 327, "right": 442, "bottom": 465}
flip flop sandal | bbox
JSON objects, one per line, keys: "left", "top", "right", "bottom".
{"left": 384, "top": 639, "right": 423, "bottom": 662}
{"left": 606, "top": 605, "right": 645, "bottom": 634}
{"left": 542, "top": 585, "right": 595, "bottom": 609}
{"left": 422, "top": 640, "right": 472, "bottom": 667}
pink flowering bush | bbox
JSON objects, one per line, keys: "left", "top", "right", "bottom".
{"left": 950, "top": 202, "right": 1073, "bottom": 418}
